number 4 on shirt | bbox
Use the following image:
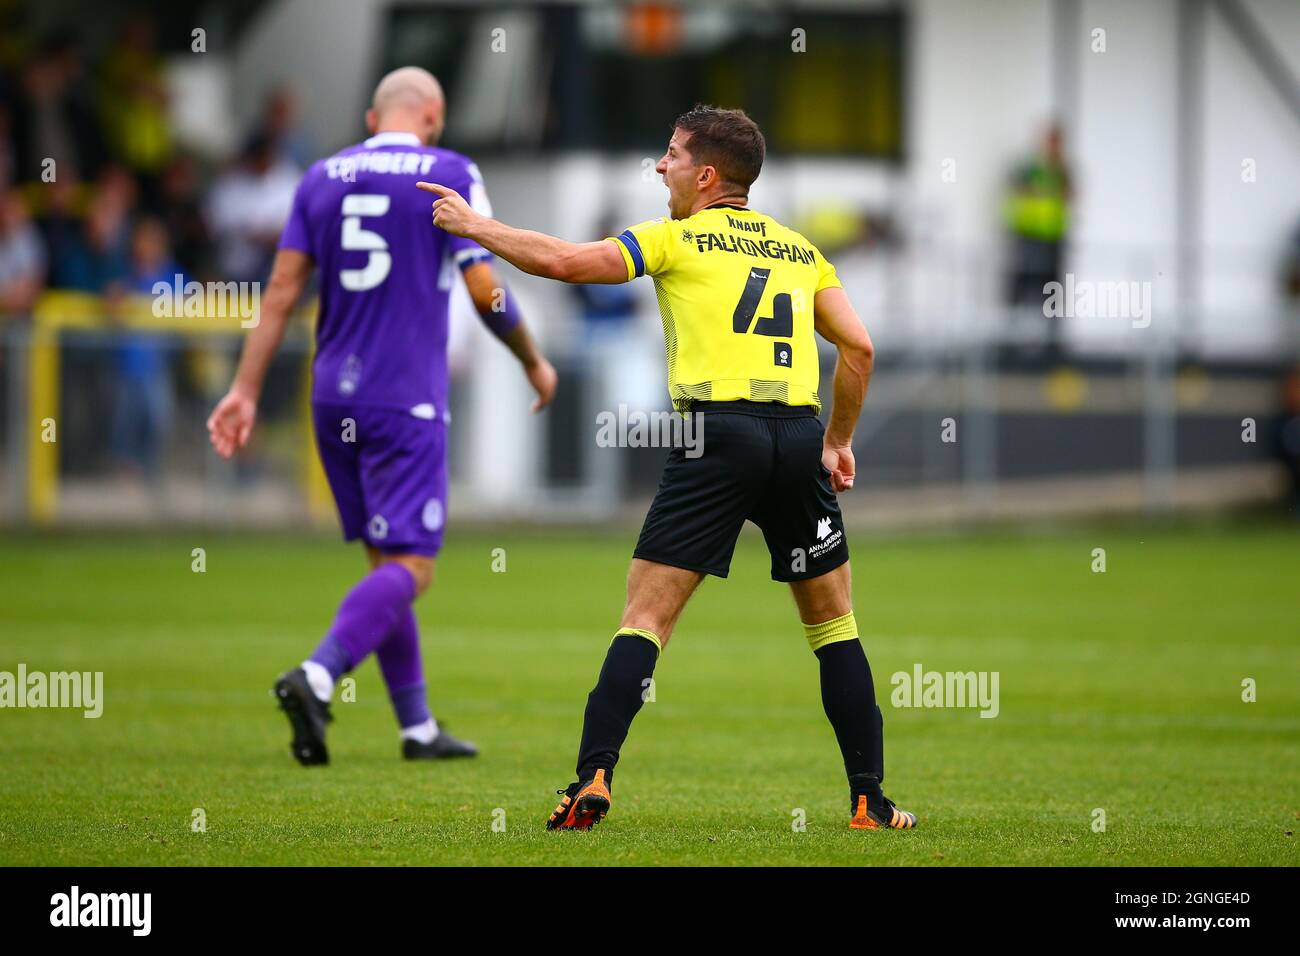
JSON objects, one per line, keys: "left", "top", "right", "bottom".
{"left": 732, "top": 266, "right": 793, "bottom": 338}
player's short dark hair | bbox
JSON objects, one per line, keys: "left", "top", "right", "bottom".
{"left": 672, "top": 105, "right": 766, "bottom": 192}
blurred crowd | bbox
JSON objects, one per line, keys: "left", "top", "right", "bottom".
{"left": 0, "top": 20, "right": 311, "bottom": 477}
{"left": 0, "top": 22, "right": 312, "bottom": 306}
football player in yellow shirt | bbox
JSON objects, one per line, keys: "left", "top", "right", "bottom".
{"left": 418, "top": 105, "right": 916, "bottom": 832}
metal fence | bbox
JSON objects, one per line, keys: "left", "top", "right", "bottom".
{"left": 1, "top": 289, "right": 1292, "bottom": 530}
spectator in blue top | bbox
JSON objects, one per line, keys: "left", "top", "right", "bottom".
{"left": 109, "top": 215, "right": 176, "bottom": 478}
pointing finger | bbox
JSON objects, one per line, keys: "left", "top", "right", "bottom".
{"left": 416, "top": 181, "right": 457, "bottom": 198}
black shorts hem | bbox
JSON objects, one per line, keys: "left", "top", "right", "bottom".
{"left": 770, "top": 546, "right": 850, "bottom": 583}
{"left": 631, "top": 550, "right": 730, "bottom": 579}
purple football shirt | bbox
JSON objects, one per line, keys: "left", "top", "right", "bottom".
{"left": 278, "top": 131, "right": 493, "bottom": 413}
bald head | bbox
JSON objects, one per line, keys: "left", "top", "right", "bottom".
{"left": 367, "top": 66, "right": 446, "bottom": 144}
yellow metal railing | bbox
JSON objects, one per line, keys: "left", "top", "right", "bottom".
{"left": 26, "top": 290, "right": 329, "bottom": 524}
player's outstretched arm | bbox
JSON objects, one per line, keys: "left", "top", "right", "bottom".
{"left": 206, "top": 249, "right": 314, "bottom": 459}
{"left": 813, "top": 286, "right": 875, "bottom": 492}
{"left": 462, "top": 261, "right": 558, "bottom": 412}
{"left": 416, "top": 182, "right": 628, "bottom": 285}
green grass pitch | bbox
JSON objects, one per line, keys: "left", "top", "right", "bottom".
{"left": 1, "top": 521, "right": 1296, "bottom": 866}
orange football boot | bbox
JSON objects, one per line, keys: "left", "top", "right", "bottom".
{"left": 850, "top": 791, "right": 918, "bottom": 830}
{"left": 848, "top": 773, "right": 917, "bottom": 830}
{"left": 546, "top": 769, "right": 612, "bottom": 830}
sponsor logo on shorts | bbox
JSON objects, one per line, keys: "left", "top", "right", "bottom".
{"left": 368, "top": 514, "right": 389, "bottom": 540}
{"left": 422, "top": 498, "right": 444, "bottom": 532}
{"left": 809, "top": 515, "right": 842, "bottom": 559}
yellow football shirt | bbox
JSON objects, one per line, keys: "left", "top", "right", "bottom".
{"left": 609, "top": 204, "right": 841, "bottom": 413}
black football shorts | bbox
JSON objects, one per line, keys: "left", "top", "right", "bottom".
{"left": 633, "top": 400, "right": 849, "bottom": 582}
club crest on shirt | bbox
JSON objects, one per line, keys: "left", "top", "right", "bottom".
{"left": 338, "top": 355, "right": 362, "bottom": 396}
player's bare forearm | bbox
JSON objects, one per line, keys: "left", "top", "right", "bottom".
{"left": 463, "top": 261, "right": 537, "bottom": 359}
{"left": 497, "top": 320, "right": 543, "bottom": 368}
{"left": 468, "top": 217, "right": 625, "bottom": 284}
{"left": 229, "top": 307, "right": 288, "bottom": 401}
{"left": 814, "top": 286, "right": 874, "bottom": 481}
{"left": 501, "top": 319, "right": 558, "bottom": 412}
{"left": 231, "top": 250, "right": 313, "bottom": 400}
{"left": 460, "top": 259, "right": 558, "bottom": 411}
{"left": 417, "top": 181, "right": 628, "bottom": 284}
{"left": 825, "top": 349, "right": 873, "bottom": 448}
{"left": 209, "top": 250, "right": 312, "bottom": 458}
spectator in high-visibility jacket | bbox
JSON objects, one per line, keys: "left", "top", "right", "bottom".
{"left": 1003, "top": 123, "right": 1073, "bottom": 318}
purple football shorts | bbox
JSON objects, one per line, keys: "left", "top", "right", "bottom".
{"left": 312, "top": 402, "right": 449, "bottom": 556}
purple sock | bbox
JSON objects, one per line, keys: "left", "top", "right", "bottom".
{"left": 308, "top": 563, "right": 415, "bottom": 680}
{"left": 308, "top": 633, "right": 352, "bottom": 679}
{"left": 378, "top": 607, "right": 431, "bottom": 728}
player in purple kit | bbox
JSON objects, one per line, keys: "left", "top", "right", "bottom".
{"left": 207, "top": 66, "right": 557, "bottom": 765}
